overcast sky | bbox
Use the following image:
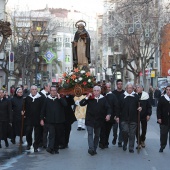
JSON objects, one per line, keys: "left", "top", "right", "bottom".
{"left": 7, "top": 0, "right": 103, "bottom": 15}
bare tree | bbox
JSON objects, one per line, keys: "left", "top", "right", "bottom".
{"left": 1, "top": 9, "right": 61, "bottom": 86}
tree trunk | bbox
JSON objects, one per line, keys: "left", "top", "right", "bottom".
{"left": 14, "top": 76, "right": 20, "bottom": 87}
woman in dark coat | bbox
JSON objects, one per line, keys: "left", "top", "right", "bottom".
{"left": 0, "top": 89, "right": 12, "bottom": 148}
{"left": 11, "top": 87, "right": 26, "bottom": 144}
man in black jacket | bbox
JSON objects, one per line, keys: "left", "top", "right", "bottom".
{"left": 80, "top": 86, "right": 111, "bottom": 156}
{"left": 40, "top": 86, "right": 67, "bottom": 154}
{"left": 157, "top": 85, "right": 170, "bottom": 152}
{"left": 24, "top": 85, "right": 44, "bottom": 152}
{"left": 39, "top": 82, "right": 50, "bottom": 148}
{"left": 136, "top": 84, "right": 152, "bottom": 149}
{"left": 154, "top": 87, "right": 161, "bottom": 107}
{"left": 112, "top": 79, "right": 124, "bottom": 147}
{"left": 116, "top": 82, "right": 142, "bottom": 153}
{"left": 99, "top": 83, "right": 118, "bottom": 149}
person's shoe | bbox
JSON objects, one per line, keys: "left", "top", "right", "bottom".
{"left": 26, "top": 145, "right": 31, "bottom": 150}
{"left": 77, "top": 127, "right": 81, "bottom": 131}
{"left": 5, "top": 139, "right": 9, "bottom": 147}
{"left": 65, "top": 144, "right": 68, "bottom": 148}
{"left": 54, "top": 150, "right": 59, "bottom": 154}
{"left": 94, "top": 151, "right": 97, "bottom": 155}
{"left": 81, "top": 128, "right": 85, "bottom": 130}
{"left": 88, "top": 149, "right": 95, "bottom": 156}
{"left": 141, "top": 141, "right": 145, "bottom": 148}
{"left": 99, "top": 143, "right": 105, "bottom": 149}
{"left": 11, "top": 139, "right": 16, "bottom": 144}
{"left": 136, "top": 145, "right": 141, "bottom": 149}
{"left": 46, "top": 148, "right": 54, "bottom": 154}
{"left": 112, "top": 138, "right": 116, "bottom": 145}
{"left": 104, "top": 145, "right": 108, "bottom": 148}
{"left": 159, "top": 147, "right": 164, "bottom": 152}
{"left": 0, "top": 144, "right": 2, "bottom": 148}
{"left": 34, "top": 148, "right": 38, "bottom": 152}
{"left": 129, "top": 149, "right": 134, "bottom": 153}
{"left": 118, "top": 142, "right": 122, "bottom": 147}
{"left": 123, "top": 144, "right": 127, "bottom": 151}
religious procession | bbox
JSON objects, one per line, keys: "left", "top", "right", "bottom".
{"left": 0, "top": 20, "right": 169, "bottom": 158}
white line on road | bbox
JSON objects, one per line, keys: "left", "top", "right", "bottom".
{"left": 143, "top": 148, "right": 149, "bottom": 156}
{"left": 151, "top": 166, "right": 157, "bottom": 170}
{"left": 84, "top": 131, "right": 88, "bottom": 138}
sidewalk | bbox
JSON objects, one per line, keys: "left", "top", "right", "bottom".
{"left": 0, "top": 137, "right": 26, "bottom": 165}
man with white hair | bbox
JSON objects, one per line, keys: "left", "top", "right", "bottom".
{"left": 116, "top": 82, "right": 142, "bottom": 153}
{"left": 136, "top": 84, "right": 152, "bottom": 149}
{"left": 24, "top": 85, "right": 44, "bottom": 152}
{"left": 80, "top": 86, "right": 112, "bottom": 156}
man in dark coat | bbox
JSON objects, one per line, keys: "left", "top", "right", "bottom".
{"left": 99, "top": 82, "right": 118, "bottom": 149}
{"left": 112, "top": 79, "right": 124, "bottom": 147}
{"left": 59, "top": 95, "right": 77, "bottom": 149}
{"left": 24, "top": 85, "right": 44, "bottom": 152}
{"left": 136, "top": 84, "right": 152, "bottom": 149}
{"left": 80, "top": 86, "right": 112, "bottom": 156}
{"left": 40, "top": 86, "right": 67, "bottom": 154}
{"left": 116, "top": 82, "right": 142, "bottom": 153}
{"left": 39, "top": 82, "right": 50, "bottom": 148}
{"left": 0, "top": 89, "right": 12, "bottom": 148}
{"left": 154, "top": 87, "right": 161, "bottom": 107}
{"left": 157, "top": 85, "right": 170, "bottom": 152}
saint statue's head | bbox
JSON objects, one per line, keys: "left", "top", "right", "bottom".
{"left": 78, "top": 23, "right": 85, "bottom": 32}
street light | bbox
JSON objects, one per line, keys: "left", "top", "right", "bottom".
{"left": 111, "top": 63, "right": 117, "bottom": 89}
{"left": 149, "top": 56, "right": 154, "bottom": 86}
{"left": 34, "top": 41, "right": 40, "bottom": 85}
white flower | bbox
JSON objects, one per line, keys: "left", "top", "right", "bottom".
{"left": 78, "top": 77, "right": 83, "bottom": 81}
{"left": 88, "top": 79, "right": 91, "bottom": 83}
{"left": 80, "top": 70, "right": 85, "bottom": 74}
{"left": 75, "top": 79, "right": 78, "bottom": 82}
{"left": 69, "top": 72, "right": 73, "bottom": 76}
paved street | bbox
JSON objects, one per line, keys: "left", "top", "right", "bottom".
{"left": 0, "top": 107, "right": 170, "bottom": 170}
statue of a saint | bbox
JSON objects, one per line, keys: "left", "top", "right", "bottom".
{"left": 72, "top": 20, "right": 91, "bottom": 69}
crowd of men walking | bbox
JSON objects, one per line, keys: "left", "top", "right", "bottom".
{"left": 0, "top": 80, "right": 170, "bottom": 156}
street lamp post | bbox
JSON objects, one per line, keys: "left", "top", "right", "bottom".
{"left": 34, "top": 41, "right": 40, "bottom": 86}
{"left": 112, "top": 63, "right": 117, "bottom": 89}
{"left": 149, "top": 56, "right": 154, "bottom": 86}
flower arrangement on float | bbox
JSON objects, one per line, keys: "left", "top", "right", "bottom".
{"left": 62, "top": 68, "right": 95, "bottom": 89}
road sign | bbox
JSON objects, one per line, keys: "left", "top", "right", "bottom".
{"left": 9, "top": 52, "right": 14, "bottom": 71}
{"left": 151, "top": 70, "right": 155, "bottom": 77}
{"left": 168, "top": 69, "right": 170, "bottom": 75}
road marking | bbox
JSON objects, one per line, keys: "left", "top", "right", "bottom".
{"left": 143, "top": 148, "right": 149, "bottom": 156}
{"left": 0, "top": 155, "right": 23, "bottom": 170}
{"left": 151, "top": 166, "right": 157, "bottom": 170}
{"left": 84, "top": 131, "right": 88, "bottom": 138}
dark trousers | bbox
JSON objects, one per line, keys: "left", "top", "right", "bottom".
{"left": 48, "top": 123, "right": 64, "bottom": 151}
{"left": 113, "top": 122, "right": 123, "bottom": 143}
{"left": 64, "top": 122, "right": 71, "bottom": 146}
{"left": 160, "top": 124, "right": 170, "bottom": 149}
{"left": 87, "top": 126, "right": 101, "bottom": 151}
{"left": 43, "top": 124, "right": 49, "bottom": 147}
{"left": 26, "top": 125, "right": 41, "bottom": 149}
{"left": 100, "top": 122, "right": 113, "bottom": 146}
{"left": 136, "top": 119, "right": 147, "bottom": 143}
{"left": 121, "top": 121, "right": 137, "bottom": 150}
